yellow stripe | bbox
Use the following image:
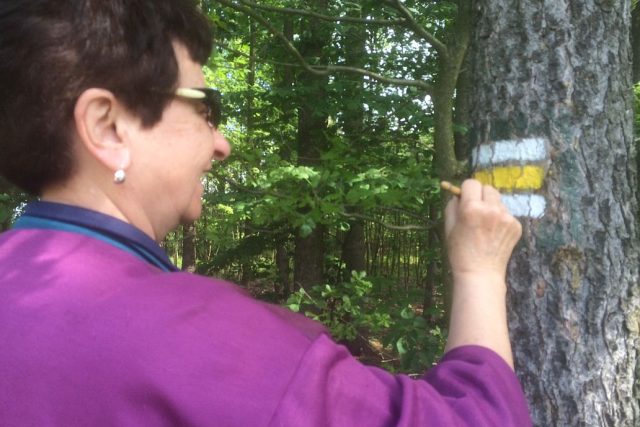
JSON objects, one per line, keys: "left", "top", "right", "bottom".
{"left": 473, "top": 165, "right": 545, "bottom": 191}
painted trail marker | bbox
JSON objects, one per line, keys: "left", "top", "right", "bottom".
{"left": 472, "top": 138, "right": 548, "bottom": 218}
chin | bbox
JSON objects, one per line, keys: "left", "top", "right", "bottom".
{"left": 180, "top": 199, "right": 203, "bottom": 224}
{"left": 181, "top": 209, "right": 202, "bottom": 225}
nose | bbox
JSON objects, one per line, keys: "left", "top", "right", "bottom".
{"left": 211, "top": 129, "right": 231, "bottom": 161}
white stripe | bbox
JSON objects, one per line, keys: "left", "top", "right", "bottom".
{"left": 501, "top": 194, "right": 546, "bottom": 218}
{"left": 473, "top": 138, "right": 547, "bottom": 167}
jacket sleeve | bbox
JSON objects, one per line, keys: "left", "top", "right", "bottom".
{"left": 270, "top": 336, "right": 532, "bottom": 427}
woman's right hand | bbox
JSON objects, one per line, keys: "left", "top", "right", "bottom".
{"left": 444, "top": 179, "right": 522, "bottom": 286}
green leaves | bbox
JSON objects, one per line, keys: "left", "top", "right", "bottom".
{"left": 385, "top": 304, "right": 446, "bottom": 373}
{"left": 285, "top": 271, "right": 392, "bottom": 342}
{"left": 191, "top": 0, "right": 456, "bottom": 374}
{"left": 299, "top": 218, "right": 315, "bottom": 237}
{"left": 0, "top": 180, "right": 29, "bottom": 229}
{"left": 261, "top": 165, "right": 321, "bottom": 187}
{"left": 284, "top": 271, "right": 446, "bottom": 374}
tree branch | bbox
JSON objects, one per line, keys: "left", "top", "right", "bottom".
{"left": 215, "top": 0, "right": 433, "bottom": 93}
{"left": 342, "top": 211, "right": 437, "bottom": 231}
{"left": 383, "top": 0, "right": 448, "bottom": 57}
{"left": 214, "top": 173, "right": 288, "bottom": 199}
{"left": 237, "top": 0, "right": 406, "bottom": 26}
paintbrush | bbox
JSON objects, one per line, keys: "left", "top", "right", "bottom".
{"left": 440, "top": 181, "right": 461, "bottom": 196}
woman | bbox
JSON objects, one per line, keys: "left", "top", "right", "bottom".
{"left": 0, "top": 0, "right": 530, "bottom": 425}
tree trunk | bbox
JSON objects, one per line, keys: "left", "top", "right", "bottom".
{"left": 293, "top": 0, "right": 330, "bottom": 288}
{"left": 275, "top": 243, "right": 291, "bottom": 298}
{"left": 340, "top": 11, "right": 367, "bottom": 280}
{"left": 633, "top": 5, "right": 640, "bottom": 212}
{"left": 431, "top": 0, "right": 472, "bottom": 181}
{"left": 341, "top": 220, "right": 366, "bottom": 276}
{"left": 471, "top": 1, "right": 640, "bottom": 425}
{"left": 247, "top": 18, "right": 256, "bottom": 133}
{"left": 633, "top": 5, "right": 640, "bottom": 83}
{"left": 237, "top": 18, "right": 258, "bottom": 284}
{"left": 273, "top": 17, "right": 295, "bottom": 299}
{"left": 294, "top": 226, "right": 325, "bottom": 288}
{"left": 454, "top": 51, "right": 472, "bottom": 163}
{"left": 181, "top": 223, "right": 197, "bottom": 272}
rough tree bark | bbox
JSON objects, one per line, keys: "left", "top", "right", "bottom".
{"left": 633, "top": 4, "right": 640, "bottom": 220}
{"left": 471, "top": 1, "right": 640, "bottom": 425}
{"left": 632, "top": 4, "right": 640, "bottom": 83}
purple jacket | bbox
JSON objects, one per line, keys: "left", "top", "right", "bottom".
{"left": 0, "top": 228, "right": 531, "bottom": 426}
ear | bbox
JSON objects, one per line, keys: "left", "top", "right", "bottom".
{"left": 73, "top": 88, "right": 131, "bottom": 173}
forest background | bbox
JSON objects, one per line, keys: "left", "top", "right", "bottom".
{"left": 1, "top": 0, "right": 639, "bottom": 419}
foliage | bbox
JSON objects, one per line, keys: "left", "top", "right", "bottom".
{"left": 286, "top": 271, "right": 446, "bottom": 374}
{"left": 286, "top": 271, "right": 392, "bottom": 341}
{"left": 177, "top": 0, "right": 457, "bottom": 373}
{"left": 0, "top": 178, "right": 29, "bottom": 230}
{"left": 192, "top": 0, "right": 447, "bottom": 287}
{"left": 383, "top": 302, "right": 446, "bottom": 373}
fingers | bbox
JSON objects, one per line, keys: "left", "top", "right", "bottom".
{"left": 482, "top": 184, "right": 503, "bottom": 206}
{"left": 448, "top": 179, "right": 520, "bottom": 221}
{"left": 455, "top": 180, "right": 512, "bottom": 220}
{"left": 444, "top": 196, "right": 458, "bottom": 237}
{"left": 459, "top": 179, "right": 483, "bottom": 203}
{"left": 444, "top": 178, "right": 523, "bottom": 281}
{"left": 459, "top": 179, "right": 503, "bottom": 207}
{"left": 446, "top": 178, "right": 521, "bottom": 243}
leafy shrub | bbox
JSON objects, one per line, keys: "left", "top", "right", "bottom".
{"left": 286, "top": 271, "right": 392, "bottom": 342}
{"left": 286, "top": 271, "right": 446, "bottom": 374}
{"left": 382, "top": 304, "right": 446, "bottom": 373}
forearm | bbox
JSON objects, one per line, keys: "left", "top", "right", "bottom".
{"left": 444, "top": 274, "right": 514, "bottom": 369}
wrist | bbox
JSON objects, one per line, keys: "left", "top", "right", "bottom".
{"left": 452, "top": 272, "right": 508, "bottom": 295}
{"left": 446, "top": 273, "right": 513, "bottom": 368}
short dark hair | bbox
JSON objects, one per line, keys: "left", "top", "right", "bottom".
{"left": 0, "top": 0, "right": 213, "bottom": 195}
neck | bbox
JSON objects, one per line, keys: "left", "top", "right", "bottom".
{"left": 40, "top": 180, "right": 162, "bottom": 242}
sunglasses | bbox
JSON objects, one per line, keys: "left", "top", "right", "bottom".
{"left": 174, "top": 87, "right": 222, "bottom": 129}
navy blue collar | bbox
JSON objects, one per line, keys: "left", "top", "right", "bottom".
{"left": 13, "top": 201, "right": 178, "bottom": 272}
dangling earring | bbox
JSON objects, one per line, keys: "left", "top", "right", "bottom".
{"left": 114, "top": 168, "right": 126, "bottom": 184}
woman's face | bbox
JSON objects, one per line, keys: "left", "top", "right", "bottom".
{"left": 126, "top": 42, "right": 230, "bottom": 240}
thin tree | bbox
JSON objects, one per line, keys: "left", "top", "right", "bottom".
{"left": 292, "top": 0, "right": 331, "bottom": 288}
